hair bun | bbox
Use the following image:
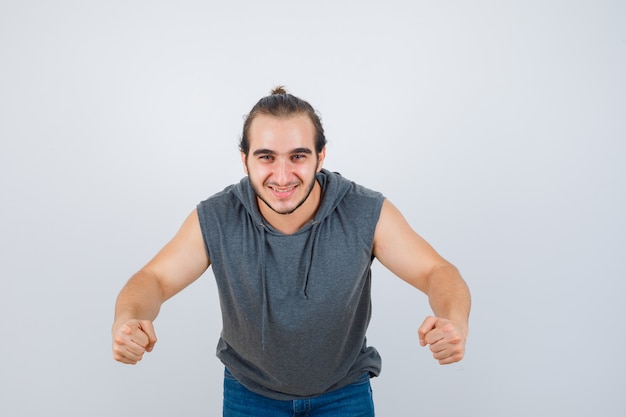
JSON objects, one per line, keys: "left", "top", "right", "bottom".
{"left": 271, "top": 85, "right": 287, "bottom": 95}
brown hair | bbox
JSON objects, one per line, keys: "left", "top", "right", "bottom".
{"left": 239, "top": 86, "right": 326, "bottom": 155}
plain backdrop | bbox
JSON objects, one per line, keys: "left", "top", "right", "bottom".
{"left": 1, "top": 1, "right": 624, "bottom": 416}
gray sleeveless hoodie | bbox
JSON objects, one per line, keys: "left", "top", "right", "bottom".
{"left": 196, "top": 169, "right": 384, "bottom": 400}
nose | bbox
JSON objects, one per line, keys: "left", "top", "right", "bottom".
{"left": 273, "top": 158, "right": 291, "bottom": 185}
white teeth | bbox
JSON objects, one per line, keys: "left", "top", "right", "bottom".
{"left": 271, "top": 186, "right": 294, "bottom": 192}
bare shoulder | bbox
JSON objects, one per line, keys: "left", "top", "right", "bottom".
{"left": 142, "top": 209, "right": 210, "bottom": 300}
{"left": 373, "top": 199, "right": 450, "bottom": 292}
{"left": 373, "top": 199, "right": 417, "bottom": 254}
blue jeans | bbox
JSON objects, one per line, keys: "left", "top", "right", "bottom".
{"left": 223, "top": 368, "right": 375, "bottom": 417}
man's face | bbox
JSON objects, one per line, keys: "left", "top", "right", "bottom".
{"left": 242, "top": 114, "right": 326, "bottom": 215}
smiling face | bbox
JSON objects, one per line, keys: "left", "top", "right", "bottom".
{"left": 242, "top": 113, "right": 326, "bottom": 219}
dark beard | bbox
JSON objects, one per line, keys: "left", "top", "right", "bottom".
{"left": 246, "top": 156, "right": 320, "bottom": 216}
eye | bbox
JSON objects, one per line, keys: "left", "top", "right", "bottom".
{"left": 291, "top": 154, "right": 306, "bottom": 161}
{"left": 259, "top": 155, "right": 274, "bottom": 161}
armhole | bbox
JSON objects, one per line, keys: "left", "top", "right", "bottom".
{"left": 195, "top": 203, "right": 212, "bottom": 261}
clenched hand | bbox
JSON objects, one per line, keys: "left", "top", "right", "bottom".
{"left": 112, "top": 319, "right": 157, "bottom": 365}
{"left": 418, "top": 316, "right": 467, "bottom": 365}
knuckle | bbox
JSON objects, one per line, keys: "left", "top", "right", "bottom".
{"left": 121, "top": 324, "right": 132, "bottom": 334}
{"left": 113, "top": 335, "right": 126, "bottom": 346}
{"left": 442, "top": 323, "right": 454, "bottom": 333}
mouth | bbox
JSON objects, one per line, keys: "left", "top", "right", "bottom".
{"left": 268, "top": 184, "right": 298, "bottom": 198}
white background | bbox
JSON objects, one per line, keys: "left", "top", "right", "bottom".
{"left": 1, "top": 1, "right": 624, "bottom": 416}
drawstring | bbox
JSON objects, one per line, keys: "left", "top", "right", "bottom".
{"left": 258, "top": 223, "right": 269, "bottom": 350}
{"left": 301, "top": 221, "right": 320, "bottom": 299}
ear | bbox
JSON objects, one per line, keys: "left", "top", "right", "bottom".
{"left": 241, "top": 152, "right": 248, "bottom": 175}
{"left": 316, "top": 147, "right": 326, "bottom": 172}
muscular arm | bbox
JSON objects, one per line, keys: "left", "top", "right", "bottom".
{"left": 373, "top": 199, "right": 471, "bottom": 364}
{"left": 112, "top": 209, "right": 210, "bottom": 364}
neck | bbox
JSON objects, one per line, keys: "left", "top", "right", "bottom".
{"left": 259, "top": 180, "right": 321, "bottom": 235}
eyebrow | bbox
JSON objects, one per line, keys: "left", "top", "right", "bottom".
{"left": 252, "top": 147, "right": 313, "bottom": 156}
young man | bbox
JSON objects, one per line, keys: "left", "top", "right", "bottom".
{"left": 112, "top": 87, "right": 471, "bottom": 416}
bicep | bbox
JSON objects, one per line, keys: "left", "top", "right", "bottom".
{"left": 373, "top": 200, "right": 450, "bottom": 293}
{"left": 142, "top": 209, "right": 210, "bottom": 301}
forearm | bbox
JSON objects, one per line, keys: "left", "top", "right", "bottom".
{"left": 425, "top": 263, "right": 471, "bottom": 334}
{"left": 113, "top": 269, "right": 165, "bottom": 330}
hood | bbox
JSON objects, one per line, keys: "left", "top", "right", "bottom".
{"left": 231, "top": 168, "right": 352, "bottom": 234}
